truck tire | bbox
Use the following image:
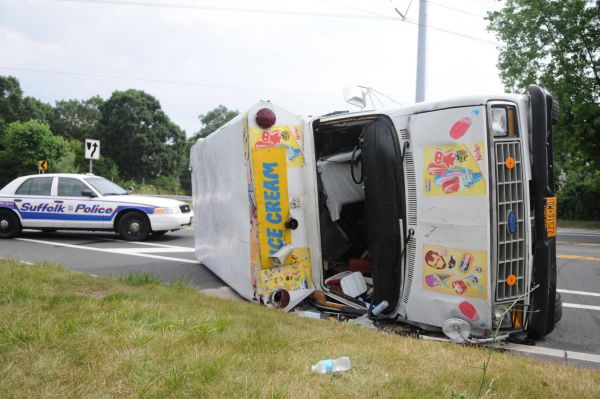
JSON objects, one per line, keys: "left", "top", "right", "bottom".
{"left": 0, "top": 209, "right": 22, "bottom": 239}
{"left": 118, "top": 211, "right": 150, "bottom": 241}
{"left": 554, "top": 292, "right": 563, "bottom": 324}
{"left": 551, "top": 99, "right": 560, "bottom": 125}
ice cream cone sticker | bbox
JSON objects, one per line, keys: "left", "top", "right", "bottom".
{"left": 423, "top": 143, "right": 486, "bottom": 196}
{"left": 449, "top": 109, "right": 480, "bottom": 140}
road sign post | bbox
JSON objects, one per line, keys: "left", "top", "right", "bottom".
{"left": 85, "top": 139, "right": 100, "bottom": 174}
{"left": 38, "top": 160, "right": 48, "bottom": 174}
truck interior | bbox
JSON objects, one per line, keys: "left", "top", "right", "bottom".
{"left": 311, "top": 114, "right": 407, "bottom": 314}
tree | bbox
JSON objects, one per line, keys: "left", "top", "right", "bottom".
{"left": 0, "top": 120, "right": 73, "bottom": 186}
{"left": 0, "top": 76, "right": 24, "bottom": 125}
{"left": 487, "top": 0, "right": 600, "bottom": 219}
{"left": 192, "top": 105, "right": 239, "bottom": 140}
{"left": 96, "top": 89, "right": 186, "bottom": 181}
{"left": 49, "top": 96, "right": 103, "bottom": 141}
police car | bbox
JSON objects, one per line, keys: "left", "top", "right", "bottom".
{"left": 0, "top": 173, "right": 193, "bottom": 241}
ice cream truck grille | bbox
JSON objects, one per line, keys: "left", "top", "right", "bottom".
{"left": 400, "top": 129, "right": 417, "bottom": 304}
{"left": 400, "top": 129, "right": 418, "bottom": 226}
{"left": 494, "top": 141, "right": 526, "bottom": 301}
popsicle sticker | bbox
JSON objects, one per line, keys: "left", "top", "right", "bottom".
{"left": 449, "top": 109, "right": 480, "bottom": 140}
{"left": 459, "top": 301, "right": 479, "bottom": 321}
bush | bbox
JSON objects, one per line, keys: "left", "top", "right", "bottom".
{"left": 557, "top": 168, "right": 600, "bottom": 220}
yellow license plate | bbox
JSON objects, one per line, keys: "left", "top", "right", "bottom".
{"left": 544, "top": 197, "right": 557, "bottom": 238}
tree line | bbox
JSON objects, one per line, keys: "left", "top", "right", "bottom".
{"left": 0, "top": 75, "right": 238, "bottom": 194}
{"left": 488, "top": 0, "right": 599, "bottom": 220}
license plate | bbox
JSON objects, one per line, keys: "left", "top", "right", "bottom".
{"left": 544, "top": 197, "right": 557, "bottom": 238}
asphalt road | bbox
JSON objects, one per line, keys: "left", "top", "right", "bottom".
{"left": 1, "top": 227, "right": 599, "bottom": 367}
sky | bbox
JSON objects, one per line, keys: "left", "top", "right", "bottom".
{"left": 0, "top": 0, "right": 505, "bottom": 136}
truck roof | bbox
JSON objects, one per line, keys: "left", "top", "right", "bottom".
{"left": 315, "top": 93, "right": 527, "bottom": 123}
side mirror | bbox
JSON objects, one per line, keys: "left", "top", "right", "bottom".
{"left": 81, "top": 190, "right": 97, "bottom": 198}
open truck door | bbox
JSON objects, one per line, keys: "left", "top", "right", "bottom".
{"left": 361, "top": 118, "right": 407, "bottom": 314}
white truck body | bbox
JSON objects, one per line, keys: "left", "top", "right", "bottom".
{"left": 191, "top": 86, "right": 559, "bottom": 339}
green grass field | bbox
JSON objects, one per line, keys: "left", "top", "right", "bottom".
{"left": 1, "top": 259, "right": 599, "bottom": 398}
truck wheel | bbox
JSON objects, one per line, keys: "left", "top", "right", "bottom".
{"left": 551, "top": 98, "right": 560, "bottom": 125}
{"left": 554, "top": 292, "right": 563, "bottom": 324}
{"left": 0, "top": 209, "right": 22, "bottom": 239}
{"left": 118, "top": 211, "right": 150, "bottom": 241}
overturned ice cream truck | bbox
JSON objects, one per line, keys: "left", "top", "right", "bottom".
{"left": 190, "top": 85, "right": 561, "bottom": 340}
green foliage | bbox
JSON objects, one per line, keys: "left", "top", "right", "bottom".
{"left": 487, "top": 0, "right": 600, "bottom": 219}
{"left": 0, "top": 76, "right": 25, "bottom": 124}
{"left": 96, "top": 89, "right": 186, "bottom": 181}
{"left": 0, "top": 120, "right": 73, "bottom": 186}
{"left": 192, "top": 104, "right": 239, "bottom": 140}
{"left": 556, "top": 167, "right": 600, "bottom": 220}
{"left": 49, "top": 96, "right": 103, "bottom": 141}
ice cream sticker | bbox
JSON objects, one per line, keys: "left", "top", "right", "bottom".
{"left": 449, "top": 109, "right": 480, "bottom": 140}
{"left": 423, "top": 142, "right": 486, "bottom": 196}
{"left": 423, "top": 244, "right": 488, "bottom": 299}
{"left": 250, "top": 125, "right": 304, "bottom": 167}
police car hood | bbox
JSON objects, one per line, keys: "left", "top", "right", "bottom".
{"left": 102, "top": 195, "right": 186, "bottom": 208}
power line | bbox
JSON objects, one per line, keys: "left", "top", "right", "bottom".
{"left": 53, "top": 0, "right": 499, "bottom": 45}
{"left": 0, "top": 65, "right": 341, "bottom": 99}
{"left": 425, "top": 1, "right": 488, "bottom": 18}
{"left": 54, "top": 0, "right": 391, "bottom": 20}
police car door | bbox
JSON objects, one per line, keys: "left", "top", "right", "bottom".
{"left": 56, "top": 177, "right": 105, "bottom": 229}
{"left": 13, "top": 176, "right": 56, "bottom": 229}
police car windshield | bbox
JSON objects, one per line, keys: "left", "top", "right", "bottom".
{"left": 85, "top": 177, "right": 128, "bottom": 196}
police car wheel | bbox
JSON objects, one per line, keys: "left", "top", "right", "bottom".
{"left": 118, "top": 212, "right": 150, "bottom": 241}
{"left": 0, "top": 209, "right": 22, "bottom": 239}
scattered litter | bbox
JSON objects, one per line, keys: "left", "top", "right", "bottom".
{"left": 348, "top": 314, "right": 376, "bottom": 329}
{"left": 324, "top": 271, "right": 353, "bottom": 286}
{"left": 282, "top": 288, "right": 315, "bottom": 312}
{"left": 295, "top": 310, "right": 325, "bottom": 320}
{"left": 340, "top": 271, "right": 367, "bottom": 298}
{"left": 371, "top": 300, "right": 389, "bottom": 316}
{"left": 311, "top": 356, "right": 352, "bottom": 374}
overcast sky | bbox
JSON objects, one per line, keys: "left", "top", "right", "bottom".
{"left": 0, "top": 0, "right": 505, "bottom": 136}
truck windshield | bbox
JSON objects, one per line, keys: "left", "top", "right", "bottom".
{"left": 85, "top": 177, "right": 128, "bottom": 196}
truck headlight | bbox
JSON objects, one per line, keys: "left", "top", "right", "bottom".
{"left": 492, "top": 304, "right": 513, "bottom": 329}
{"left": 154, "top": 207, "right": 180, "bottom": 214}
{"left": 492, "top": 302, "right": 525, "bottom": 330}
{"left": 490, "top": 105, "right": 518, "bottom": 137}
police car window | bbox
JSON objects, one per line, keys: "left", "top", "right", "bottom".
{"left": 58, "top": 178, "right": 88, "bottom": 197}
{"left": 16, "top": 177, "right": 53, "bottom": 196}
{"left": 85, "top": 177, "right": 127, "bottom": 196}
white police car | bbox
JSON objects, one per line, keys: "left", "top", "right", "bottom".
{"left": 0, "top": 173, "right": 193, "bottom": 241}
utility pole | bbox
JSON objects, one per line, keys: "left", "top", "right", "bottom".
{"left": 415, "top": 0, "right": 427, "bottom": 103}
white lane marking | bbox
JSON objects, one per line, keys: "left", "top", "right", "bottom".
{"left": 15, "top": 238, "right": 199, "bottom": 264}
{"left": 563, "top": 303, "right": 600, "bottom": 311}
{"left": 97, "top": 237, "right": 193, "bottom": 250}
{"left": 109, "top": 247, "right": 195, "bottom": 254}
{"left": 504, "top": 343, "right": 600, "bottom": 364}
{"left": 558, "top": 289, "right": 600, "bottom": 297}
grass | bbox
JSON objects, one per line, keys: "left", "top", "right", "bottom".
{"left": 559, "top": 219, "right": 600, "bottom": 229}
{"left": 1, "top": 259, "right": 599, "bottom": 398}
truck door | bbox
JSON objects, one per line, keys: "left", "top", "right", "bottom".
{"left": 362, "top": 117, "right": 406, "bottom": 314}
